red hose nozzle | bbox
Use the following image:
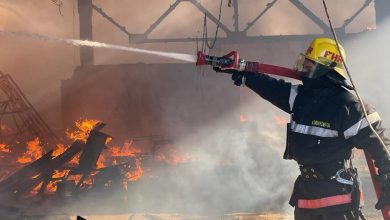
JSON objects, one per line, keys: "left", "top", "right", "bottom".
{"left": 195, "top": 51, "right": 239, "bottom": 69}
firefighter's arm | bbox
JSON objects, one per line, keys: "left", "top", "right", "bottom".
{"left": 214, "top": 67, "right": 295, "bottom": 113}
{"left": 342, "top": 101, "right": 390, "bottom": 209}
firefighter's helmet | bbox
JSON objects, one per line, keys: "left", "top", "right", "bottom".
{"left": 295, "top": 37, "right": 347, "bottom": 79}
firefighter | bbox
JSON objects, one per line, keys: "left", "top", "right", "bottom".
{"left": 214, "top": 37, "right": 390, "bottom": 219}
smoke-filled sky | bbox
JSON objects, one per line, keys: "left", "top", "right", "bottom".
{"left": 0, "top": 0, "right": 389, "bottom": 217}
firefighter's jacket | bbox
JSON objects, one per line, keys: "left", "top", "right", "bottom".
{"left": 244, "top": 73, "right": 390, "bottom": 213}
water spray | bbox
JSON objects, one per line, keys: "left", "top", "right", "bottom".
{"left": 0, "top": 30, "right": 197, "bottom": 63}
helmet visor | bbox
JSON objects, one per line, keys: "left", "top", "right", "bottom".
{"left": 294, "top": 53, "right": 328, "bottom": 79}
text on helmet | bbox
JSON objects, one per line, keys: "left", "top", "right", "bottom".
{"left": 323, "top": 50, "right": 343, "bottom": 64}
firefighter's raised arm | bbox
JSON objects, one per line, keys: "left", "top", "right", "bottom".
{"left": 213, "top": 67, "right": 293, "bottom": 113}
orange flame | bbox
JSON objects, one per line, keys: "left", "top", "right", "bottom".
{"left": 17, "top": 138, "right": 44, "bottom": 164}
{"left": 52, "top": 144, "right": 67, "bottom": 158}
{"left": 46, "top": 170, "right": 70, "bottom": 192}
{"left": 30, "top": 182, "right": 43, "bottom": 197}
{"left": 0, "top": 144, "right": 10, "bottom": 153}
{"left": 124, "top": 159, "right": 143, "bottom": 182}
{"left": 68, "top": 153, "right": 81, "bottom": 166}
{"left": 65, "top": 119, "right": 100, "bottom": 142}
{"left": 109, "top": 141, "right": 141, "bottom": 157}
{"left": 96, "top": 154, "right": 105, "bottom": 169}
{"left": 155, "top": 149, "right": 193, "bottom": 165}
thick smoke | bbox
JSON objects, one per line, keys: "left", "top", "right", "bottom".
{"left": 123, "top": 98, "right": 298, "bottom": 215}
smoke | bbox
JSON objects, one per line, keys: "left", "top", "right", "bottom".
{"left": 125, "top": 104, "right": 297, "bottom": 215}
{"left": 343, "top": 17, "right": 390, "bottom": 124}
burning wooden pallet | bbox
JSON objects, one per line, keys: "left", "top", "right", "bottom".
{"left": 0, "top": 121, "right": 141, "bottom": 202}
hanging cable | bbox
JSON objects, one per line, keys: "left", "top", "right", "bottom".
{"left": 321, "top": 0, "right": 390, "bottom": 156}
{"left": 202, "top": 0, "right": 223, "bottom": 50}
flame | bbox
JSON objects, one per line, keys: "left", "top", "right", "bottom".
{"left": 68, "top": 154, "right": 80, "bottom": 166}
{"left": 109, "top": 141, "right": 141, "bottom": 157}
{"left": 17, "top": 138, "right": 44, "bottom": 164}
{"left": 155, "top": 149, "right": 193, "bottom": 165}
{"left": 53, "top": 169, "right": 69, "bottom": 179}
{"left": 52, "top": 144, "right": 67, "bottom": 158}
{"left": 105, "top": 136, "right": 113, "bottom": 145}
{"left": 273, "top": 115, "right": 289, "bottom": 126}
{"left": 124, "top": 159, "right": 143, "bottom": 182}
{"left": 30, "top": 182, "right": 43, "bottom": 196}
{"left": 68, "top": 174, "right": 82, "bottom": 185}
{"left": 240, "top": 114, "right": 248, "bottom": 122}
{"left": 5, "top": 117, "right": 201, "bottom": 195}
{"left": 46, "top": 170, "right": 70, "bottom": 192}
{"left": 96, "top": 154, "right": 105, "bottom": 169}
{"left": 0, "top": 144, "right": 11, "bottom": 153}
{"left": 65, "top": 119, "right": 100, "bottom": 142}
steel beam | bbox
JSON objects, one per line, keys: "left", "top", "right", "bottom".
{"left": 128, "top": 32, "right": 363, "bottom": 44}
{"left": 78, "top": 0, "right": 94, "bottom": 65}
{"left": 244, "top": 0, "right": 277, "bottom": 33}
{"left": 186, "top": 0, "right": 231, "bottom": 33}
{"left": 342, "top": 0, "right": 372, "bottom": 29}
{"left": 289, "top": 0, "right": 329, "bottom": 33}
{"left": 144, "top": 0, "right": 183, "bottom": 36}
{"left": 92, "top": 4, "right": 132, "bottom": 38}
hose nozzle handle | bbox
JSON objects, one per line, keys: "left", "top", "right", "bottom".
{"left": 196, "top": 51, "right": 242, "bottom": 70}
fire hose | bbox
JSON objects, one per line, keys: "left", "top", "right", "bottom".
{"left": 196, "top": 51, "right": 300, "bottom": 80}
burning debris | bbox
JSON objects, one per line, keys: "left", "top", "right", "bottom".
{"left": 0, "top": 117, "right": 196, "bottom": 217}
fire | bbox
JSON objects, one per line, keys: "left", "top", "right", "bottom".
{"left": 68, "top": 153, "right": 81, "bottom": 166}
{"left": 65, "top": 119, "right": 100, "bottom": 142}
{"left": 123, "top": 159, "right": 143, "bottom": 182}
{"left": 52, "top": 144, "right": 67, "bottom": 158}
{"left": 17, "top": 137, "right": 44, "bottom": 164}
{"left": 45, "top": 170, "right": 70, "bottom": 192}
{"left": 109, "top": 141, "right": 141, "bottom": 157}
{"left": 155, "top": 149, "right": 193, "bottom": 165}
{"left": 96, "top": 154, "right": 105, "bottom": 169}
{"left": 30, "top": 182, "right": 43, "bottom": 197}
{"left": 0, "top": 144, "right": 10, "bottom": 153}
{"left": 6, "top": 118, "right": 198, "bottom": 197}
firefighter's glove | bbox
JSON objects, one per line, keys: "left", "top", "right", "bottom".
{"left": 212, "top": 67, "right": 246, "bottom": 86}
{"left": 231, "top": 72, "right": 245, "bottom": 86}
{"left": 375, "top": 173, "right": 390, "bottom": 209}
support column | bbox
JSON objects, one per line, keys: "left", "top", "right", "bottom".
{"left": 78, "top": 0, "right": 94, "bottom": 65}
